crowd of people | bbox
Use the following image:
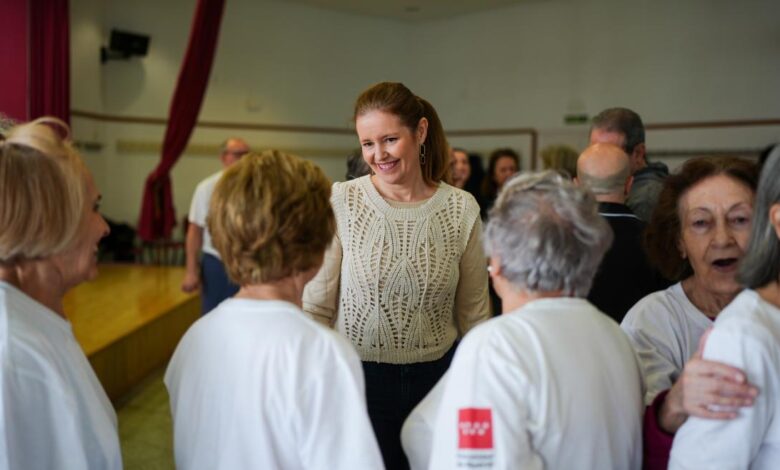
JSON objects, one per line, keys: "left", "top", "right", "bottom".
{"left": 1, "top": 82, "right": 779, "bottom": 470}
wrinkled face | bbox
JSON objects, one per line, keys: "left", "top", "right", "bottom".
{"left": 678, "top": 174, "right": 754, "bottom": 299}
{"left": 356, "top": 110, "right": 427, "bottom": 188}
{"left": 53, "top": 174, "right": 110, "bottom": 289}
{"left": 493, "top": 156, "right": 518, "bottom": 189}
{"left": 451, "top": 150, "right": 471, "bottom": 188}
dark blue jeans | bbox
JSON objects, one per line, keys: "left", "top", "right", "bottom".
{"left": 201, "top": 253, "right": 239, "bottom": 314}
{"left": 362, "top": 345, "right": 456, "bottom": 470}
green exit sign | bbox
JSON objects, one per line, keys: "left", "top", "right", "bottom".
{"left": 564, "top": 113, "right": 589, "bottom": 125}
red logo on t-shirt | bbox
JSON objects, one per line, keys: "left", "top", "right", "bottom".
{"left": 458, "top": 408, "right": 493, "bottom": 449}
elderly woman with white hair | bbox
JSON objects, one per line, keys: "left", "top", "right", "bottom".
{"left": 425, "top": 171, "right": 644, "bottom": 470}
{"left": 0, "top": 118, "right": 118, "bottom": 468}
{"left": 669, "top": 149, "right": 780, "bottom": 469}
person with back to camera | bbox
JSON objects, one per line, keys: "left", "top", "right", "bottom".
{"left": 576, "top": 142, "right": 667, "bottom": 323}
{"left": 620, "top": 156, "right": 760, "bottom": 469}
{"left": 302, "top": 82, "right": 490, "bottom": 470}
{"left": 0, "top": 118, "right": 119, "bottom": 469}
{"left": 165, "top": 150, "right": 383, "bottom": 469}
{"left": 426, "top": 171, "right": 643, "bottom": 470}
{"left": 669, "top": 150, "right": 780, "bottom": 469}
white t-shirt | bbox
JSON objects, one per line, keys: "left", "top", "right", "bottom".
{"left": 401, "top": 371, "right": 448, "bottom": 470}
{"left": 188, "top": 170, "right": 223, "bottom": 258}
{"left": 165, "top": 298, "right": 384, "bottom": 470}
{"left": 427, "top": 298, "right": 643, "bottom": 470}
{"left": 670, "top": 289, "right": 780, "bottom": 469}
{"left": 621, "top": 282, "right": 713, "bottom": 404}
{"left": 0, "top": 282, "right": 121, "bottom": 470}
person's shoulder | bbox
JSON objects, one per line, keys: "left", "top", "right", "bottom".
{"left": 193, "top": 170, "right": 224, "bottom": 195}
{"left": 621, "top": 283, "right": 685, "bottom": 328}
{"left": 458, "top": 314, "right": 530, "bottom": 356}
{"left": 703, "top": 291, "right": 780, "bottom": 373}
{"left": 715, "top": 290, "right": 779, "bottom": 342}
{"left": 280, "top": 305, "right": 361, "bottom": 362}
{"left": 441, "top": 182, "right": 476, "bottom": 204}
{"left": 331, "top": 176, "right": 369, "bottom": 202}
{"left": 439, "top": 183, "right": 481, "bottom": 220}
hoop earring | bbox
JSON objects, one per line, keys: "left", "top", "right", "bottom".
{"left": 420, "top": 143, "right": 426, "bottom": 165}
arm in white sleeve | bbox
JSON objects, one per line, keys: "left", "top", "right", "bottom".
{"left": 295, "top": 337, "right": 384, "bottom": 470}
{"left": 428, "top": 329, "right": 543, "bottom": 470}
{"left": 669, "top": 327, "right": 775, "bottom": 469}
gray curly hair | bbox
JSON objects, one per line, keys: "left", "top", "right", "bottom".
{"left": 484, "top": 171, "right": 613, "bottom": 297}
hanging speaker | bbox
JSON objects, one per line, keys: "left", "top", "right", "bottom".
{"left": 101, "top": 29, "right": 150, "bottom": 63}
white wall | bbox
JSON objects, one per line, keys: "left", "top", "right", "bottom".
{"left": 72, "top": 0, "right": 414, "bottom": 226}
{"left": 70, "top": 0, "right": 780, "bottom": 228}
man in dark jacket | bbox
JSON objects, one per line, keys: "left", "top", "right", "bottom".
{"left": 577, "top": 143, "right": 666, "bottom": 322}
{"left": 589, "top": 107, "right": 668, "bottom": 222}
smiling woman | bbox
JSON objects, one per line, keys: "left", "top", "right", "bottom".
{"left": 303, "top": 82, "right": 490, "bottom": 470}
{"left": 0, "top": 118, "right": 118, "bottom": 469}
{"left": 620, "top": 156, "right": 760, "bottom": 469}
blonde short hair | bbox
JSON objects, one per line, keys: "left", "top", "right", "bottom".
{"left": 208, "top": 150, "right": 335, "bottom": 285}
{"left": 0, "top": 118, "right": 88, "bottom": 262}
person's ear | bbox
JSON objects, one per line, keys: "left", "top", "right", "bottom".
{"left": 417, "top": 117, "right": 429, "bottom": 144}
{"left": 769, "top": 203, "right": 780, "bottom": 239}
{"left": 632, "top": 143, "right": 646, "bottom": 163}
{"left": 488, "top": 255, "right": 502, "bottom": 279}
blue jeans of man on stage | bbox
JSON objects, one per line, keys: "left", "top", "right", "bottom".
{"left": 201, "top": 253, "right": 239, "bottom": 314}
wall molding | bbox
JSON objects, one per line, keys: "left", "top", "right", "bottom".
{"left": 72, "top": 109, "right": 780, "bottom": 170}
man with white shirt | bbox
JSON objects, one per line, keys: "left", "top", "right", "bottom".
{"left": 181, "top": 137, "right": 249, "bottom": 314}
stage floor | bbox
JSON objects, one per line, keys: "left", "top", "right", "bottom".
{"left": 64, "top": 264, "right": 200, "bottom": 402}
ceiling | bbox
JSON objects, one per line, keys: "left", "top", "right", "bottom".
{"left": 282, "top": 0, "right": 532, "bottom": 22}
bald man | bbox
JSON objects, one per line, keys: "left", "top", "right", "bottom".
{"left": 182, "top": 138, "right": 250, "bottom": 314}
{"left": 576, "top": 143, "right": 666, "bottom": 323}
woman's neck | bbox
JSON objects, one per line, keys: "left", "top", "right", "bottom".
{"left": 0, "top": 261, "right": 68, "bottom": 318}
{"left": 501, "top": 289, "right": 568, "bottom": 314}
{"left": 235, "top": 277, "right": 306, "bottom": 308}
{"left": 370, "top": 175, "right": 435, "bottom": 203}
{"left": 681, "top": 276, "right": 739, "bottom": 318}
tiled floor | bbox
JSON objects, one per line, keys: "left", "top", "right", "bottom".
{"left": 117, "top": 369, "right": 175, "bottom": 470}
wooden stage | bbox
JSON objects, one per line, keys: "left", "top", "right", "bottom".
{"left": 64, "top": 264, "right": 199, "bottom": 403}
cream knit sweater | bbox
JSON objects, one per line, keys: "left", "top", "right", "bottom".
{"left": 303, "top": 176, "right": 490, "bottom": 364}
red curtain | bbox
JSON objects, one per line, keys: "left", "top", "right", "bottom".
{"left": 0, "top": 0, "right": 29, "bottom": 122}
{"left": 29, "top": 0, "right": 71, "bottom": 124}
{"left": 137, "top": 0, "right": 226, "bottom": 242}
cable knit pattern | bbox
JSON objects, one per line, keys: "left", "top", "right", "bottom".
{"left": 333, "top": 176, "right": 480, "bottom": 364}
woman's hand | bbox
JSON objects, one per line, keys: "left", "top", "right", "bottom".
{"left": 658, "top": 329, "right": 758, "bottom": 433}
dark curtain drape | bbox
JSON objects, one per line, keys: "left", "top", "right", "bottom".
{"left": 0, "top": 0, "right": 29, "bottom": 122}
{"left": 137, "top": 0, "right": 226, "bottom": 242}
{"left": 29, "top": 0, "right": 70, "bottom": 124}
